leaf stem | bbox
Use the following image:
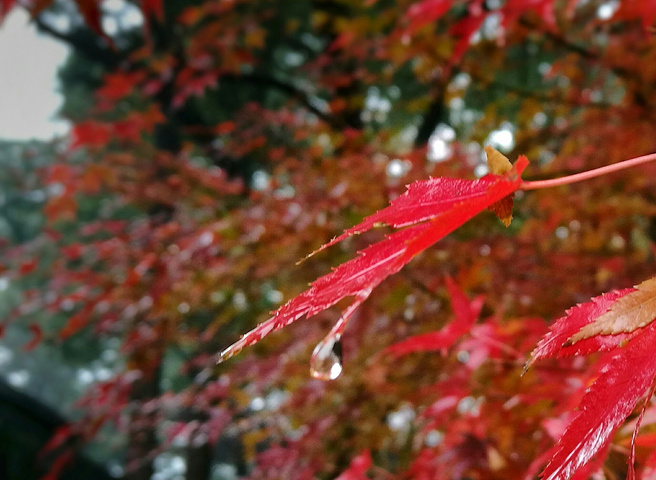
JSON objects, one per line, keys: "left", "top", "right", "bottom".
{"left": 520, "top": 152, "right": 656, "bottom": 191}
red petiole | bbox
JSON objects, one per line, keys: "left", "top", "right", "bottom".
{"left": 520, "top": 152, "right": 656, "bottom": 191}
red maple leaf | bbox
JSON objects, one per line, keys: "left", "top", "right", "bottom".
{"left": 218, "top": 156, "right": 528, "bottom": 362}
{"left": 385, "top": 276, "right": 484, "bottom": 357}
{"left": 335, "top": 450, "right": 372, "bottom": 480}
{"left": 528, "top": 288, "right": 637, "bottom": 365}
{"left": 539, "top": 321, "right": 656, "bottom": 480}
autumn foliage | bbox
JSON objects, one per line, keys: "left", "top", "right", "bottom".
{"left": 4, "top": 0, "right": 656, "bottom": 479}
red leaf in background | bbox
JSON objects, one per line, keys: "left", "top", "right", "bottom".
{"left": 19, "top": 259, "right": 38, "bottom": 275}
{"left": 335, "top": 450, "right": 372, "bottom": 480}
{"left": 642, "top": 448, "right": 656, "bottom": 478}
{"left": 218, "top": 157, "right": 528, "bottom": 362}
{"left": 46, "top": 164, "right": 75, "bottom": 184}
{"left": 612, "top": 0, "right": 656, "bottom": 33}
{"left": 41, "top": 424, "right": 74, "bottom": 454}
{"left": 502, "top": 0, "right": 557, "bottom": 31}
{"left": 539, "top": 322, "right": 656, "bottom": 480}
{"left": 75, "top": 0, "right": 104, "bottom": 37}
{"left": 71, "top": 121, "right": 112, "bottom": 150}
{"left": 97, "top": 72, "right": 146, "bottom": 102}
{"left": 172, "top": 69, "right": 219, "bottom": 109}
{"left": 385, "top": 277, "right": 483, "bottom": 357}
{"left": 215, "top": 121, "right": 236, "bottom": 135}
{"left": 0, "top": 0, "right": 15, "bottom": 22}
{"left": 39, "top": 451, "right": 74, "bottom": 480}
{"left": 448, "top": 13, "right": 485, "bottom": 67}
{"left": 23, "top": 324, "right": 43, "bottom": 351}
{"left": 141, "top": 0, "right": 163, "bottom": 21}
{"left": 44, "top": 195, "right": 78, "bottom": 222}
{"left": 61, "top": 243, "right": 83, "bottom": 261}
{"left": 328, "top": 31, "right": 356, "bottom": 52}
{"left": 59, "top": 313, "right": 87, "bottom": 340}
{"left": 405, "top": 0, "right": 452, "bottom": 33}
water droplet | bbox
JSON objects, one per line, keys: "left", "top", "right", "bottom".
{"left": 310, "top": 333, "right": 343, "bottom": 381}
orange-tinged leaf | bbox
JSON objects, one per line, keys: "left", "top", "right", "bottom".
{"left": 569, "top": 277, "right": 656, "bottom": 344}
{"left": 59, "top": 313, "right": 87, "bottom": 340}
{"left": 629, "top": 430, "right": 656, "bottom": 447}
{"left": 71, "top": 121, "right": 112, "bottom": 150}
{"left": 528, "top": 288, "right": 636, "bottom": 366}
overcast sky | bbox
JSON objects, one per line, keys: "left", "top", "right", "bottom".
{"left": 0, "top": 10, "right": 70, "bottom": 141}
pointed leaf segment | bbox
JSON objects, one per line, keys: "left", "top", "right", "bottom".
{"left": 385, "top": 277, "right": 484, "bottom": 357}
{"left": 530, "top": 278, "right": 656, "bottom": 479}
{"left": 539, "top": 322, "right": 656, "bottom": 480}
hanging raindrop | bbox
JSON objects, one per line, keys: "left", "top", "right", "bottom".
{"left": 310, "top": 332, "right": 343, "bottom": 381}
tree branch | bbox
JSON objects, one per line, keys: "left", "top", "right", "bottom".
{"left": 222, "top": 72, "right": 340, "bottom": 127}
{"left": 34, "top": 14, "right": 120, "bottom": 67}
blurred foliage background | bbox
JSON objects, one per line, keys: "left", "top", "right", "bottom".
{"left": 2, "top": 0, "right": 656, "bottom": 479}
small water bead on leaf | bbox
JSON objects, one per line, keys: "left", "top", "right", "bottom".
{"left": 310, "top": 332, "right": 343, "bottom": 381}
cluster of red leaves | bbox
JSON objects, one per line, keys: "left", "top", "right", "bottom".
{"left": 221, "top": 149, "right": 656, "bottom": 479}
{"left": 7, "top": 0, "right": 656, "bottom": 479}
{"left": 0, "top": 0, "right": 162, "bottom": 33}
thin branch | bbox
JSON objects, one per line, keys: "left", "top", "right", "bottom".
{"left": 519, "top": 17, "right": 633, "bottom": 80}
{"left": 222, "top": 73, "right": 339, "bottom": 126}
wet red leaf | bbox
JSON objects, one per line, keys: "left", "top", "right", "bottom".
{"left": 540, "top": 322, "right": 656, "bottom": 480}
{"left": 529, "top": 288, "right": 636, "bottom": 365}
{"left": 219, "top": 157, "right": 528, "bottom": 361}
